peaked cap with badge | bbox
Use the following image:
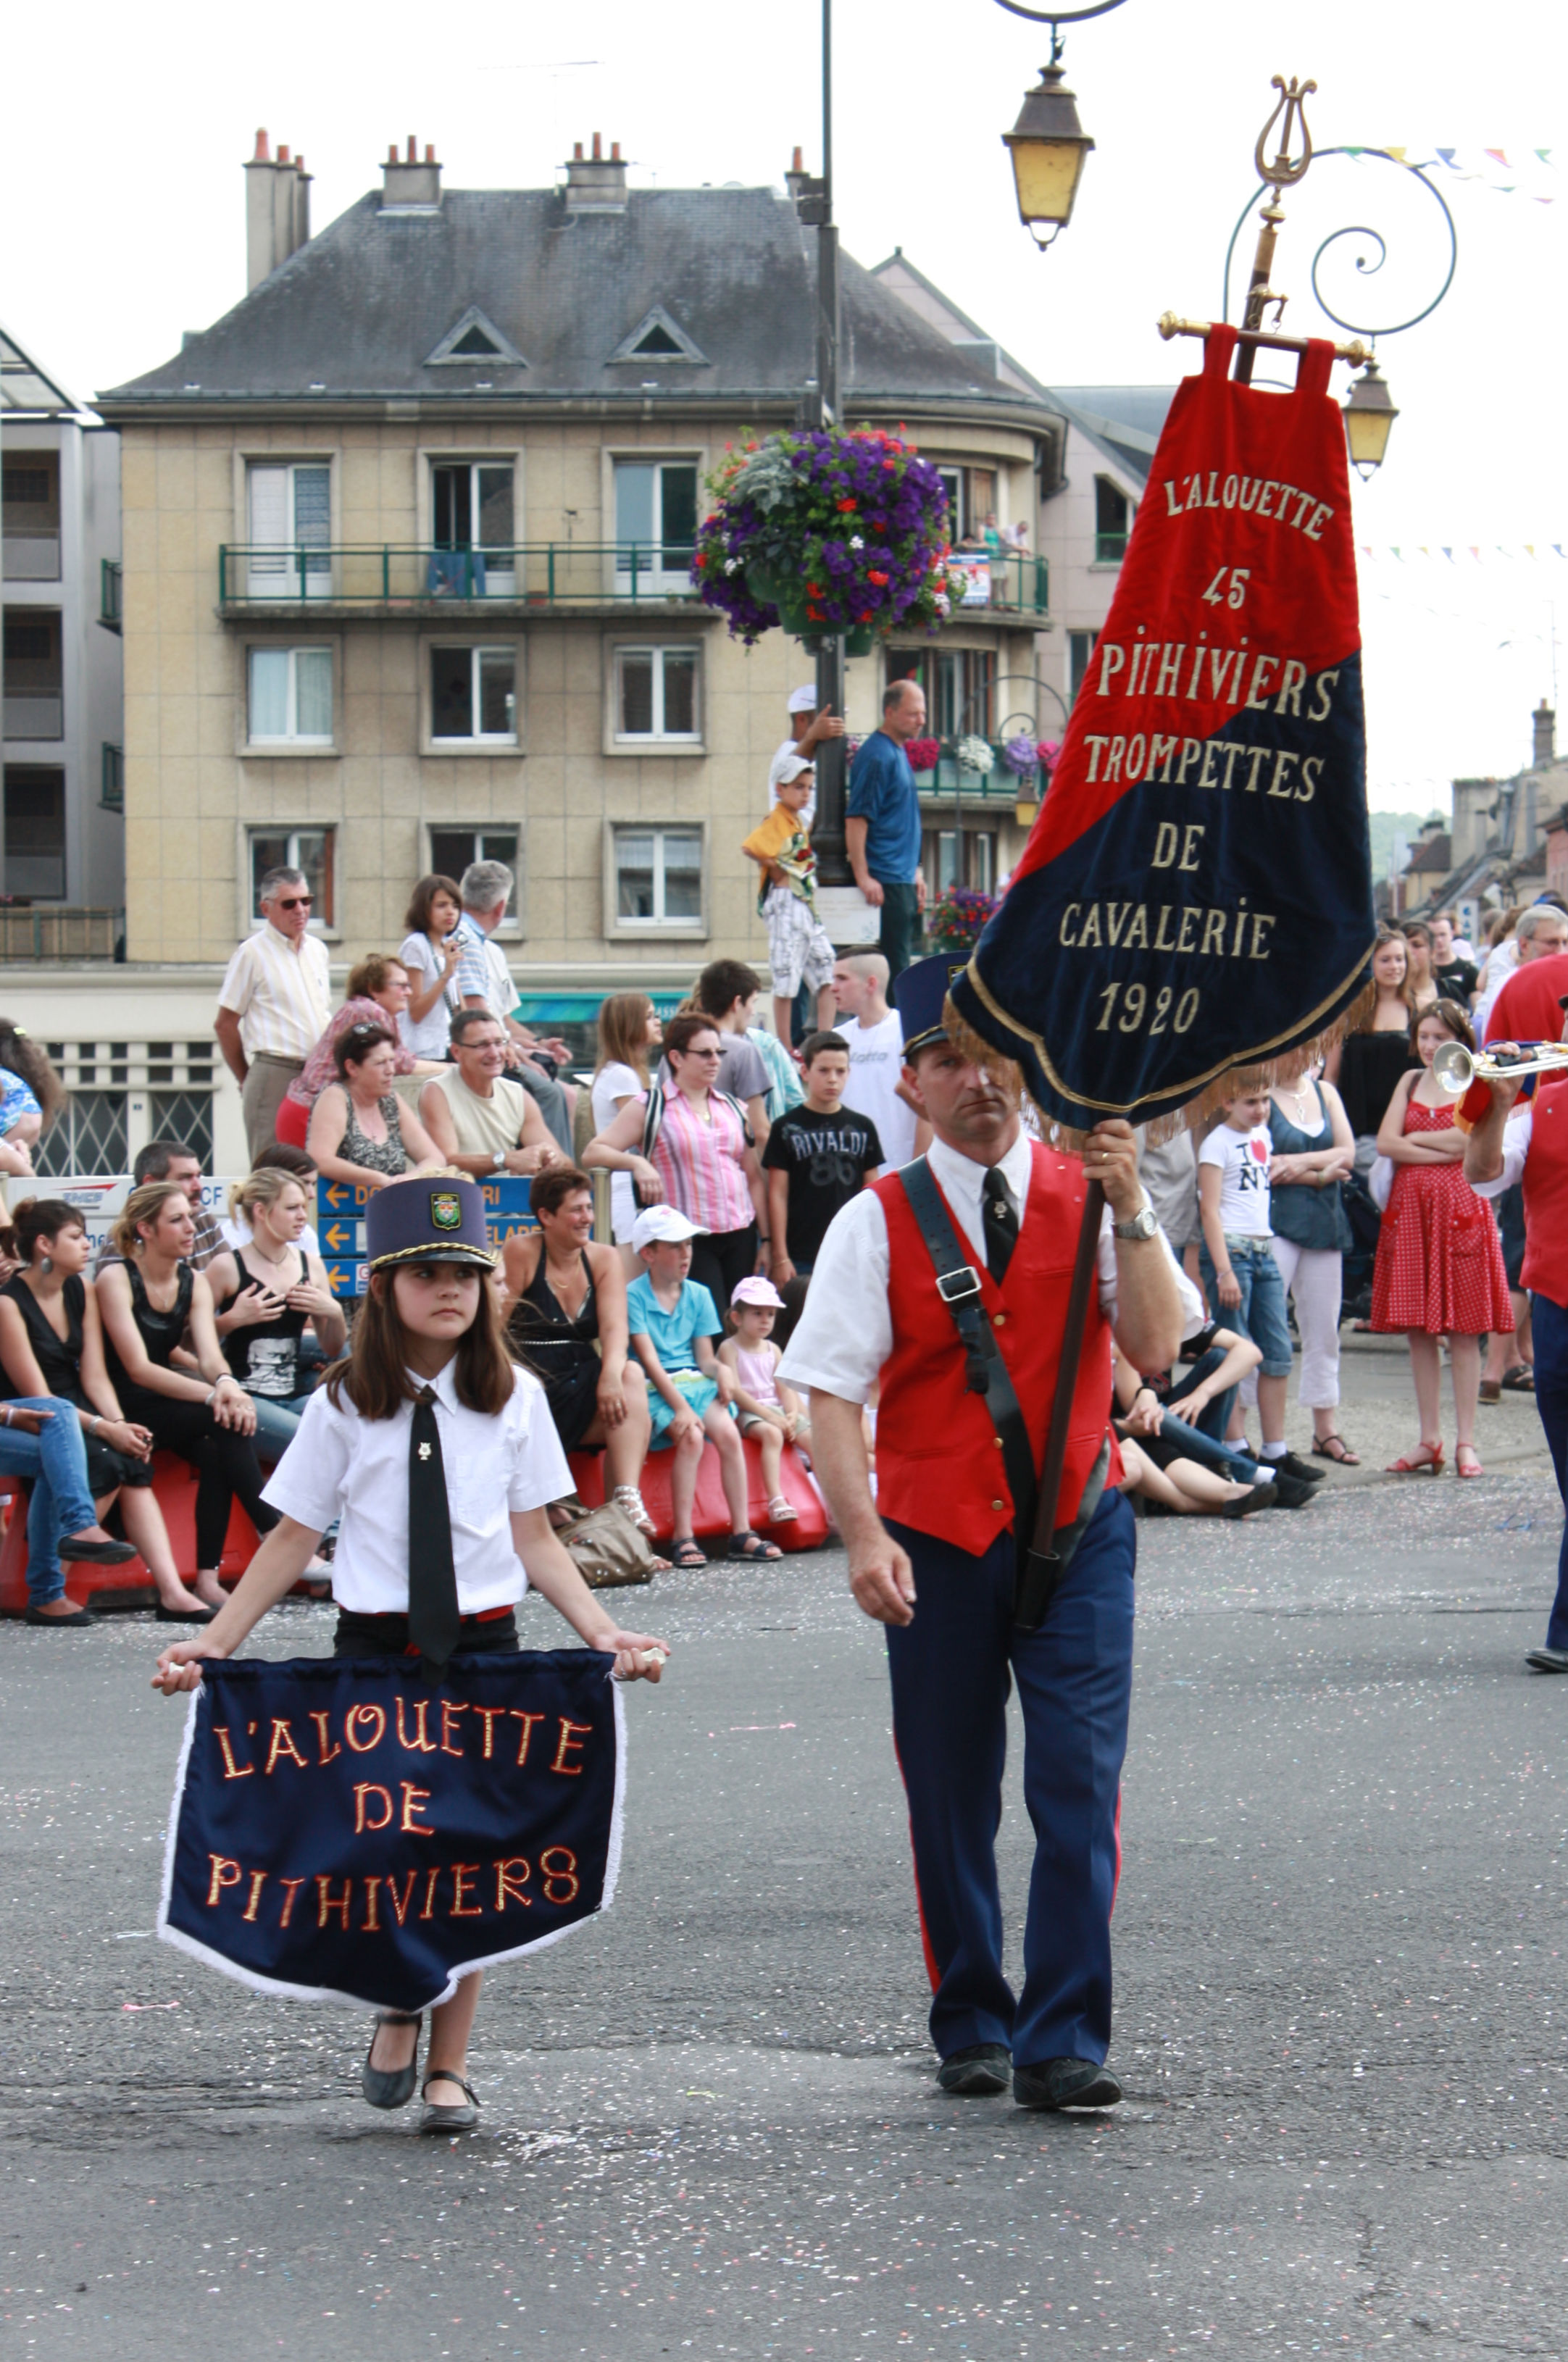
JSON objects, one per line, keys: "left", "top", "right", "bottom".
{"left": 364, "top": 1172, "right": 498, "bottom": 1271}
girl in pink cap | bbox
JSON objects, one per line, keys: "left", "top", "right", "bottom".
{"left": 720, "top": 1277, "right": 809, "bottom": 1522}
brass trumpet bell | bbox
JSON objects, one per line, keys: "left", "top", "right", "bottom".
{"left": 1431, "top": 1038, "right": 1568, "bottom": 1097}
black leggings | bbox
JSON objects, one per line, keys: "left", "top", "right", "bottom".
{"left": 120, "top": 1390, "right": 280, "bottom": 1568}
{"left": 688, "top": 1224, "right": 758, "bottom": 1314}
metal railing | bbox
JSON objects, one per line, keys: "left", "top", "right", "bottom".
{"left": 101, "top": 559, "right": 122, "bottom": 631}
{"left": 0, "top": 906, "right": 124, "bottom": 961}
{"left": 217, "top": 543, "right": 1051, "bottom": 616}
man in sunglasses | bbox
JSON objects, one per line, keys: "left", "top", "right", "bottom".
{"left": 215, "top": 867, "right": 333, "bottom": 1160}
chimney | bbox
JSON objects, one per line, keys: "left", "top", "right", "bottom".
{"left": 562, "top": 131, "right": 628, "bottom": 214}
{"left": 380, "top": 133, "right": 443, "bottom": 212}
{"left": 784, "top": 145, "right": 809, "bottom": 204}
{"left": 1534, "top": 699, "right": 1556, "bottom": 769}
{"left": 245, "top": 128, "right": 312, "bottom": 292}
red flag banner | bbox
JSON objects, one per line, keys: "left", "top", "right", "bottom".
{"left": 953, "top": 325, "right": 1375, "bottom": 1133}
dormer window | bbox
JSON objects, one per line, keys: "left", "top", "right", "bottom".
{"left": 606, "top": 309, "right": 708, "bottom": 367}
{"left": 425, "top": 309, "right": 526, "bottom": 369}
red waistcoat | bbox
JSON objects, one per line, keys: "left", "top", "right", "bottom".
{"left": 1523, "top": 1079, "right": 1568, "bottom": 1309}
{"left": 872, "top": 1143, "right": 1119, "bottom": 1556}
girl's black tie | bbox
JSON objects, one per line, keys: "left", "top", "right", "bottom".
{"left": 408, "top": 1385, "right": 461, "bottom": 1677}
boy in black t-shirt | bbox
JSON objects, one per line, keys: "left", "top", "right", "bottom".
{"left": 763, "top": 1031, "right": 884, "bottom": 1286}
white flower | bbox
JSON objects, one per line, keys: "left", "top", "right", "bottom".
{"left": 725, "top": 559, "right": 739, "bottom": 575}
{"left": 956, "top": 733, "right": 995, "bottom": 775}
{"left": 849, "top": 535, "right": 864, "bottom": 549}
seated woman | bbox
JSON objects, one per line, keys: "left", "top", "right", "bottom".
{"left": 207, "top": 1169, "right": 346, "bottom": 1457}
{"left": 499, "top": 1166, "right": 664, "bottom": 1556}
{"left": 277, "top": 955, "right": 446, "bottom": 1148}
{"left": 1112, "top": 1344, "right": 1278, "bottom": 1518}
{"left": 0, "top": 1197, "right": 214, "bottom": 1619}
{"left": 96, "top": 1179, "right": 280, "bottom": 1611}
{"left": 306, "top": 1022, "right": 443, "bottom": 1193}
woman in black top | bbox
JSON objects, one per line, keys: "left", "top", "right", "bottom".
{"left": 0, "top": 1197, "right": 215, "bottom": 1617}
{"left": 96, "top": 1180, "right": 279, "bottom": 1611}
{"left": 207, "top": 1167, "right": 346, "bottom": 1456}
{"left": 498, "top": 1164, "right": 662, "bottom": 1547}
{"left": 1327, "top": 928, "right": 1419, "bottom": 1159}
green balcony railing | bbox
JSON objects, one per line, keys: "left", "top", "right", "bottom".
{"left": 914, "top": 746, "right": 1043, "bottom": 800}
{"left": 217, "top": 543, "right": 1051, "bottom": 617}
{"left": 100, "top": 558, "right": 122, "bottom": 632}
{"left": 101, "top": 743, "right": 125, "bottom": 811}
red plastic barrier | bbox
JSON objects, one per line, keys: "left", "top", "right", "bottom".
{"left": 567, "top": 1435, "right": 827, "bottom": 1551}
{"left": 0, "top": 1451, "right": 259, "bottom": 1616}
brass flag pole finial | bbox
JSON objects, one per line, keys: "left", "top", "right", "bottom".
{"left": 1254, "top": 74, "right": 1317, "bottom": 188}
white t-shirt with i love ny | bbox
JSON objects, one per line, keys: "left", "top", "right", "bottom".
{"left": 1198, "top": 1120, "right": 1273, "bottom": 1237}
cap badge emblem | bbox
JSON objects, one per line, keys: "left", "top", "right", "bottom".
{"left": 430, "top": 1192, "right": 462, "bottom": 1231}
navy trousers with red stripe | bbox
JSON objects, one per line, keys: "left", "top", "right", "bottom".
{"left": 883, "top": 1488, "right": 1135, "bottom": 2068}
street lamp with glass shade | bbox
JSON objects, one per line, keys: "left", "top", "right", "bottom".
{"left": 1343, "top": 357, "right": 1398, "bottom": 480}
{"left": 1003, "top": 62, "right": 1095, "bottom": 246}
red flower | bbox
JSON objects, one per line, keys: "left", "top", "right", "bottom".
{"left": 836, "top": 498, "right": 857, "bottom": 512}
{"left": 867, "top": 569, "right": 889, "bottom": 586}
{"left": 806, "top": 582, "right": 822, "bottom": 596}
{"left": 882, "top": 459, "right": 896, "bottom": 470}
{"left": 859, "top": 612, "right": 873, "bottom": 622}
{"left": 693, "top": 555, "right": 706, "bottom": 568}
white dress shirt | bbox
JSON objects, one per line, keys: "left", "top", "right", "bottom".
{"left": 1468, "top": 1107, "right": 1533, "bottom": 1198}
{"left": 217, "top": 924, "right": 332, "bottom": 1062}
{"left": 261, "top": 1360, "right": 571, "bottom": 1613}
{"left": 780, "top": 1127, "right": 1194, "bottom": 1405}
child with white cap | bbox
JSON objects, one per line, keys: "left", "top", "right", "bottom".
{"left": 719, "top": 1276, "right": 810, "bottom": 1522}
{"left": 768, "top": 684, "right": 847, "bottom": 827}
{"left": 625, "top": 1205, "right": 783, "bottom": 1569}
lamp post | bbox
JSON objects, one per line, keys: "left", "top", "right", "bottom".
{"left": 791, "top": 0, "right": 848, "bottom": 885}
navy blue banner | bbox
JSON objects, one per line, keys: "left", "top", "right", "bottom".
{"left": 159, "top": 1651, "right": 624, "bottom": 2013}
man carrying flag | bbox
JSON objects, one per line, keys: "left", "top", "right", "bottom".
{"left": 780, "top": 956, "right": 1184, "bottom": 2106}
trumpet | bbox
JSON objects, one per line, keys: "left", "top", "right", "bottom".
{"left": 1431, "top": 1038, "right": 1568, "bottom": 1097}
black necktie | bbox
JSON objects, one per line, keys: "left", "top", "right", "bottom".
{"left": 408, "top": 1385, "right": 462, "bottom": 1677}
{"left": 982, "top": 1167, "right": 1019, "bottom": 1285}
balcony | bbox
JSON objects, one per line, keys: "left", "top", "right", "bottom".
{"left": 915, "top": 746, "right": 1041, "bottom": 803}
{"left": 0, "top": 906, "right": 124, "bottom": 962}
{"left": 100, "top": 559, "right": 122, "bottom": 633}
{"left": 2, "top": 535, "right": 60, "bottom": 583}
{"left": 3, "top": 693, "right": 62, "bottom": 740}
{"left": 217, "top": 544, "right": 1052, "bottom": 619}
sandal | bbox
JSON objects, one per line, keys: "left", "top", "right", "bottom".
{"left": 362, "top": 2011, "right": 422, "bottom": 2110}
{"left": 667, "top": 1537, "right": 706, "bottom": 1570}
{"left": 764, "top": 1494, "right": 799, "bottom": 1524}
{"left": 418, "top": 2069, "right": 480, "bottom": 2134}
{"left": 1385, "top": 1443, "right": 1445, "bottom": 1475}
{"left": 729, "top": 1530, "right": 783, "bottom": 1561}
{"left": 1500, "top": 1365, "right": 1536, "bottom": 1393}
{"left": 1456, "top": 1445, "right": 1485, "bottom": 1479}
{"left": 613, "top": 1484, "right": 660, "bottom": 1537}
{"left": 1310, "top": 1434, "right": 1360, "bottom": 1466}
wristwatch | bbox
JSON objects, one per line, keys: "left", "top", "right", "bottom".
{"left": 492, "top": 1150, "right": 506, "bottom": 1171}
{"left": 1112, "top": 1201, "right": 1159, "bottom": 1243}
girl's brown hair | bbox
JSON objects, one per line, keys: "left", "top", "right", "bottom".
{"left": 325, "top": 1262, "right": 514, "bottom": 1420}
{"left": 111, "top": 1180, "right": 189, "bottom": 1259}
{"left": 1419, "top": 998, "right": 1476, "bottom": 1052}
{"left": 595, "top": 992, "right": 656, "bottom": 1088}
{"left": 1351, "top": 925, "right": 1417, "bottom": 1030}
{"left": 404, "top": 874, "right": 463, "bottom": 936}
{"left": 0, "top": 1197, "right": 84, "bottom": 1267}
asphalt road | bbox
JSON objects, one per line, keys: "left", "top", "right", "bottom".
{"left": 4, "top": 1356, "right": 1567, "bottom": 2362}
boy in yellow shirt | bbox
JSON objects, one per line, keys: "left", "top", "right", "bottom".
{"left": 741, "top": 756, "right": 837, "bottom": 1048}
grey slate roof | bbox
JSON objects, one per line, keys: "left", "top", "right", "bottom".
{"left": 1048, "top": 386, "right": 1177, "bottom": 489}
{"left": 101, "top": 187, "right": 1056, "bottom": 417}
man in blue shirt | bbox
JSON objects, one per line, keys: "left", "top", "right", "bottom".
{"left": 847, "top": 680, "right": 928, "bottom": 980}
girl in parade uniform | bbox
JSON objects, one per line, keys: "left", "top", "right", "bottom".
{"left": 153, "top": 1172, "right": 668, "bottom": 2134}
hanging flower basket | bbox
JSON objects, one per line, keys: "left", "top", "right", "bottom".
{"left": 905, "top": 736, "right": 942, "bottom": 778}
{"left": 956, "top": 734, "right": 996, "bottom": 775}
{"left": 927, "top": 886, "right": 999, "bottom": 953}
{"left": 691, "top": 426, "right": 967, "bottom": 651}
{"left": 1001, "top": 733, "right": 1039, "bottom": 780}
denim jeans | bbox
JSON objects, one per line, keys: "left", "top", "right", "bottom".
{"left": 1164, "top": 1345, "right": 1236, "bottom": 1446}
{"left": 247, "top": 1389, "right": 318, "bottom": 1461}
{"left": 0, "top": 1397, "right": 102, "bottom": 1607}
{"left": 1198, "top": 1237, "right": 1293, "bottom": 1377}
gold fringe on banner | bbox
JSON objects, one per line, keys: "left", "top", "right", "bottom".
{"left": 941, "top": 977, "right": 1377, "bottom": 1158}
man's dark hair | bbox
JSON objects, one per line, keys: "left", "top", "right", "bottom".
{"left": 450, "top": 1007, "right": 502, "bottom": 1048}
{"left": 696, "top": 960, "right": 760, "bottom": 1018}
{"left": 883, "top": 677, "right": 920, "bottom": 715}
{"left": 800, "top": 1030, "right": 848, "bottom": 1067}
{"left": 133, "top": 1138, "right": 200, "bottom": 1185}
{"left": 251, "top": 1142, "right": 315, "bottom": 1181}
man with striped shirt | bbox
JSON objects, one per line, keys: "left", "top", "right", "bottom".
{"left": 214, "top": 867, "right": 332, "bottom": 1159}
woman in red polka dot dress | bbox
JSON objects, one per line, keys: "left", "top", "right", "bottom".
{"left": 1372, "top": 1001, "right": 1514, "bottom": 1477}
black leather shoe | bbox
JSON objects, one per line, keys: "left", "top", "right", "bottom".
{"left": 1275, "top": 1451, "right": 1326, "bottom": 1485}
{"left": 62, "top": 1534, "right": 138, "bottom": 1566}
{"left": 1013, "top": 2057, "right": 1122, "bottom": 2111}
{"left": 1527, "top": 1648, "right": 1568, "bottom": 1674}
{"left": 22, "top": 1601, "right": 96, "bottom": 1626}
{"left": 1221, "top": 1480, "right": 1277, "bottom": 1519}
{"left": 419, "top": 2070, "right": 480, "bottom": 2132}
{"left": 1267, "top": 1472, "right": 1320, "bottom": 1510}
{"left": 362, "top": 2013, "right": 422, "bottom": 2109}
{"left": 936, "top": 2042, "right": 1012, "bottom": 2095}
{"left": 155, "top": 1603, "right": 217, "bottom": 1623}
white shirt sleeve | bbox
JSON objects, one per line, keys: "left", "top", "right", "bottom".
{"left": 506, "top": 1369, "right": 574, "bottom": 1510}
{"left": 217, "top": 938, "right": 256, "bottom": 1017}
{"left": 777, "top": 1190, "right": 891, "bottom": 1404}
{"left": 260, "top": 1387, "right": 353, "bottom": 1532}
{"left": 1469, "top": 1107, "right": 1532, "bottom": 1198}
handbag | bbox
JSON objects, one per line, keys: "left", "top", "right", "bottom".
{"left": 552, "top": 1498, "right": 656, "bottom": 1589}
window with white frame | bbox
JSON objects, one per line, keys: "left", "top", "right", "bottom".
{"left": 430, "top": 646, "right": 516, "bottom": 743}
{"left": 430, "top": 461, "right": 517, "bottom": 596}
{"left": 613, "top": 644, "right": 699, "bottom": 743}
{"left": 428, "top": 827, "right": 520, "bottom": 922}
{"left": 246, "top": 462, "right": 331, "bottom": 598}
{"left": 249, "top": 827, "right": 335, "bottom": 928}
{"left": 613, "top": 826, "right": 702, "bottom": 927}
{"left": 612, "top": 459, "right": 698, "bottom": 591}
{"left": 247, "top": 646, "right": 333, "bottom": 745}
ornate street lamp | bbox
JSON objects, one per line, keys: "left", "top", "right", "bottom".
{"left": 1343, "top": 357, "right": 1400, "bottom": 480}
{"left": 993, "top": 0, "right": 1129, "bottom": 249}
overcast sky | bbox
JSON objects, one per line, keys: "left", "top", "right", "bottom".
{"left": 10, "top": 0, "right": 1564, "bottom": 819}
